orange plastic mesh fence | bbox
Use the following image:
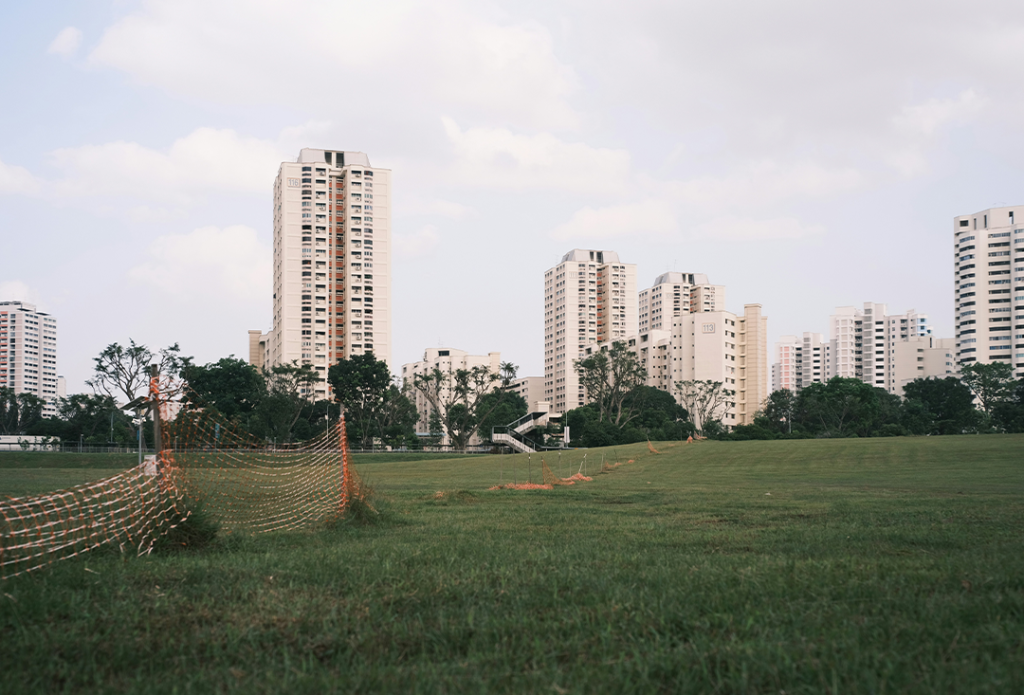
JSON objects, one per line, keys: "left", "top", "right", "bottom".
{"left": 1, "top": 382, "right": 359, "bottom": 580}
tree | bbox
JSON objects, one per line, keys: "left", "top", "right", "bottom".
{"left": 960, "top": 362, "right": 1016, "bottom": 416}
{"left": 410, "top": 361, "right": 518, "bottom": 451}
{"left": 87, "top": 340, "right": 189, "bottom": 404}
{"left": 762, "top": 389, "right": 796, "bottom": 434}
{"left": 675, "top": 380, "right": 734, "bottom": 435}
{"left": 183, "top": 357, "right": 265, "bottom": 420}
{"left": 902, "top": 377, "right": 980, "bottom": 435}
{"left": 992, "top": 378, "right": 1024, "bottom": 433}
{"left": 252, "top": 362, "right": 321, "bottom": 443}
{"left": 31, "top": 393, "right": 134, "bottom": 445}
{"left": 573, "top": 342, "right": 648, "bottom": 427}
{"left": 0, "top": 388, "right": 45, "bottom": 435}
{"left": 376, "top": 385, "right": 419, "bottom": 447}
{"left": 327, "top": 353, "right": 394, "bottom": 449}
{"left": 794, "top": 377, "right": 881, "bottom": 438}
{"left": 619, "top": 385, "right": 691, "bottom": 441}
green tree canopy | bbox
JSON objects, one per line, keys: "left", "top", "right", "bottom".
{"left": 183, "top": 357, "right": 265, "bottom": 419}
{"left": 574, "top": 342, "right": 647, "bottom": 427}
{"left": 902, "top": 377, "right": 980, "bottom": 435}
{"left": 327, "top": 353, "right": 394, "bottom": 449}
{"left": 960, "top": 362, "right": 1016, "bottom": 415}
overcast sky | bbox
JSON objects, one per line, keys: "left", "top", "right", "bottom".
{"left": 2, "top": 0, "right": 1023, "bottom": 394}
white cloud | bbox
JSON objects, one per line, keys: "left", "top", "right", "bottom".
{"left": 667, "top": 161, "right": 863, "bottom": 210}
{"left": 887, "top": 89, "right": 988, "bottom": 176}
{"left": 47, "top": 27, "right": 82, "bottom": 57}
{"left": 394, "top": 225, "right": 440, "bottom": 258}
{"left": 443, "top": 118, "right": 630, "bottom": 194}
{"left": 88, "top": 0, "right": 579, "bottom": 130}
{"left": 0, "top": 281, "right": 41, "bottom": 305}
{"left": 692, "top": 216, "right": 824, "bottom": 242}
{"left": 128, "top": 225, "right": 271, "bottom": 300}
{"left": 49, "top": 127, "right": 288, "bottom": 206}
{"left": 398, "top": 197, "right": 474, "bottom": 219}
{"left": 0, "top": 158, "right": 41, "bottom": 195}
{"left": 551, "top": 200, "right": 676, "bottom": 241}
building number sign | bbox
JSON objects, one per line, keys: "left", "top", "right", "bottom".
{"left": 702, "top": 323, "right": 715, "bottom": 334}
{"left": 288, "top": 178, "right": 300, "bottom": 188}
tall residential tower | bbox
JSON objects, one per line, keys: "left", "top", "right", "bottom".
{"left": 0, "top": 301, "right": 59, "bottom": 417}
{"left": 543, "top": 249, "right": 637, "bottom": 414}
{"left": 954, "top": 206, "right": 1024, "bottom": 378}
{"left": 250, "top": 149, "right": 392, "bottom": 398}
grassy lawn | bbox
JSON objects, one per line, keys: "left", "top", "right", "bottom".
{"left": 1, "top": 436, "right": 1023, "bottom": 693}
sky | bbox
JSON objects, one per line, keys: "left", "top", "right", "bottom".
{"left": 2, "top": 0, "right": 1023, "bottom": 395}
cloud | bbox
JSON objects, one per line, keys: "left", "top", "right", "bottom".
{"left": 49, "top": 127, "right": 288, "bottom": 206}
{"left": 88, "top": 0, "right": 579, "bottom": 130}
{"left": 443, "top": 118, "right": 630, "bottom": 194}
{"left": 0, "top": 281, "right": 42, "bottom": 305}
{"left": 0, "top": 158, "right": 41, "bottom": 195}
{"left": 887, "top": 89, "right": 988, "bottom": 176}
{"left": 666, "top": 161, "right": 863, "bottom": 210}
{"left": 551, "top": 200, "right": 676, "bottom": 241}
{"left": 128, "top": 225, "right": 271, "bottom": 300}
{"left": 394, "top": 225, "right": 440, "bottom": 257}
{"left": 692, "top": 216, "right": 824, "bottom": 241}
{"left": 48, "top": 27, "right": 82, "bottom": 56}
{"left": 398, "top": 197, "right": 474, "bottom": 219}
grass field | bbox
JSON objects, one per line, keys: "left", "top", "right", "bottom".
{"left": 1, "top": 435, "right": 1023, "bottom": 694}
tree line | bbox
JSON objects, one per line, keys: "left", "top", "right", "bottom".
{"left": 6, "top": 340, "right": 531, "bottom": 451}
{"left": 8, "top": 338, "right": 1022, "bottom": 449}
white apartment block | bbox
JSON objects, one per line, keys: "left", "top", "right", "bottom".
{"left": 250, "top": 149, "right": 391, "bottom": 400}
{"left": 543, "top": 250, "right": 637, "bottom": 415}
{"left": 510, "top": 376, "right": 546, "bottom": 413}
{"left": 892, "top": 337, "right": 956, "bottom": 394}
{"left": 774, "top": 302, "right": 942, "bottom": 396}
{"left": 638, "top": 272, "right": 725, "bottom": 333}
{"left": 588, "top": 304, "right": 768, "bottom": 429}
{"left": 401, "top": 348, "right": 502, "bottom": 443}
{"left": 832, "top": 303, "right": 932, "bottom": 393}
{"left": 954, "top": 206, "right": 1024, "bottom": 378}
{"left": 0, "top": 301, "right": 59, "bottom": 418}
{"left": 772, "top": 332, "right": 829, "bottom": 395}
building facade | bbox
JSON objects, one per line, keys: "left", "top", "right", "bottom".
{"left": 954, "top": 206, "right": 1024, "bottom": 378}
{"left": 637, "top": 272, "right": 725, "bottom": 333}
{"left": 543, "top": 249, "right": 637, "bottom": 415}
{"left": 250, "top": 148, "right": 392, "bottom": 399}
{"left": 0, "top": 301, "right": 59, "bottom": 418}
{"left": 774, "top": 302, "right": 942, "bottom": 396}
{"left": 771, "top": 332, "right": 828, "bottom": 395}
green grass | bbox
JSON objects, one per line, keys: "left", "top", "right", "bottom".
{"left": 2, "top": 436, "right": 1023, "bottom": 693}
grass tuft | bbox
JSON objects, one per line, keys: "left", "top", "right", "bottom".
{"left": 152, "top": 495, "right": 221, "bottom": 552}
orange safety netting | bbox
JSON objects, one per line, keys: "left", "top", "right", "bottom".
{"left": 0, "top": 379, "right": 361, "bottom": 580}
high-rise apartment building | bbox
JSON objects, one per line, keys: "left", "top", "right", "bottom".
{"left": 637, "top": 272, "right": 725, "bottom": 333}
{"left": 828, "top": 303, "right": 932, "bottom": 393}
{"left": 543, "top": 249, "right": 637, "bottom": 414}
{"left": 250, "top": 149, "right": 391, "bottom": 399}
{"left": 772, "top": 332, "right": 828, "bottom": 394}
{"left": 773, "top": 302, "right": 941, "bottom": 396}
{"left": 0, "top": 301, "right": 59, "bottom": 417}
{"left": 954, "top": 206, "right": 1024, "bottom": 378}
